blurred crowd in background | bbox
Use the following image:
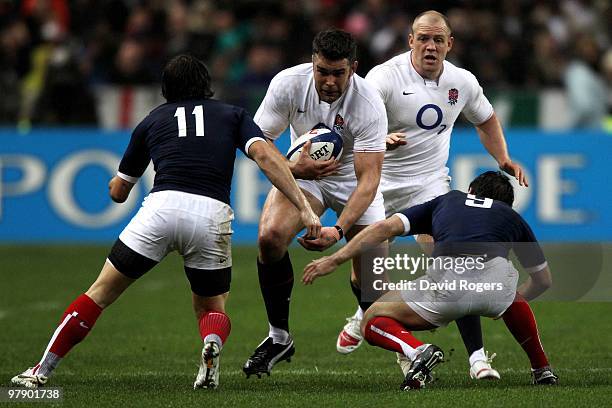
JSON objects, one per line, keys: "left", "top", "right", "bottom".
{"left": 0, "top": 0, "right": 610, "bottom": 129}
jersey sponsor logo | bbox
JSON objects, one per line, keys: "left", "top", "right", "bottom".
{"left": 448, "top": 88, "right": 459, "bottom": 106}
{"left": 333, "top": 114, "right": 345, "bottom": 133}
{"left": 416, "top": 104, "right": 443, "bottom": 130}
{"left": 297, "top": 108, "right": 306, "bottom": 113}
{"left": 402, "top": 91, "right": 415, "bottom": 95}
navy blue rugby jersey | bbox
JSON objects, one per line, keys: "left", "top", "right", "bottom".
{"left": 118, "top": 99, "right": 264, "bottom": 205}
{"left": 396, "top": 190, "right": 546, "bottom": 270}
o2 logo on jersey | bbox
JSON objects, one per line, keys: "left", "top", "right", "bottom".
{"left": 416, "top": 104, "right": 447, "bottom": 134}
{"left": 465, "top": 194, "right": 493, "bottom": 209}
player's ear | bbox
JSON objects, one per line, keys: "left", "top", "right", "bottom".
{"left": 350, "top": 60, "right": 358, "bottom": 75}
{"left": 447, "top": 36, "right": 454, "bottom": 51}
{"left": 408, "top": 33, "right": 414, "bottom": 49}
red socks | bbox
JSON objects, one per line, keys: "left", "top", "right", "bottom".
{"left": 364, "top": 316, "right": 423, "bottom": 360}
{"left": 502, "top": 294, "right": 549, "bottom": 369}
{"left": 48, "top": 294, "right": 103, "bottom": 357}
{"left": 198, "top": 311, "right": 231, "bottom": 347}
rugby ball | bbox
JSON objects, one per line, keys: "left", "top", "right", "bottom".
{"left": 286, "top": 125, "right": 343, "bottom": 162}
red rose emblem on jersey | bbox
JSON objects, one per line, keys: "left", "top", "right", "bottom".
{"left": 448, "top": 88, "right": 459, "bottom": 105}
{"left": 333, "top": 114, "right": 344, "bottom": 132}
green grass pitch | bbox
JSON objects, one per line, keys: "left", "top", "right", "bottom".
{"left": 1, "top": 245, "right": 611, "bottom": 407}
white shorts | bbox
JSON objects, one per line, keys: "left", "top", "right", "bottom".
{"left": 298, "top": 175, "right": 385, "bottom": 225}
{"left": 400, "top": 257, "right": 519, "bottom": 327}
{"left": 381, "top": 168, "right": 451, "bottom": 217}
{"left": 119, "top": 191, "right": 234, "bottom": 270}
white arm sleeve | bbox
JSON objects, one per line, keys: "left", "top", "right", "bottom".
{"left": 461, "top": 71, "right": 494, "bottom": 125}
{"left": 365, "top": 66, "right": 391, "bottom": 105}
{"left": 392, "top": 213, "right": 411, "bottom": 236}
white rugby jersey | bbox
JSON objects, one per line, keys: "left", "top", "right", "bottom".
{"left": 254, "top": 63, "right": 387, "bottom": 178}
{"left": 366, "top": 51, "right": 494, "bottom": 178}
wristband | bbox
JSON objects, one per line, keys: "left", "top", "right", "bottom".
{"left": 333, "top": 225, "right": 344, "bottom": 240}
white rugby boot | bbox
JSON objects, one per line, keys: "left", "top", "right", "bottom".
{"left": 469, "top": 350, "right": 500, "bottom": 380}
{"left": 194, "top": 342, "right": 220, "bottom": 389}
{"left": 11, "top": 366, "right": 48, "bottom": 389}
{"left": 336, "top": 311, "right": 363, "bottom": 354}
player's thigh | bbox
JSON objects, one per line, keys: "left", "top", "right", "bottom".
{"left": 118, "top": 191, "right": 174, "bottom": 265}
{"left": 258, "top": 185, "right": 325, "bottom": 247}
{"left": 362, "top": 290, "right": 436, "bottom": 332}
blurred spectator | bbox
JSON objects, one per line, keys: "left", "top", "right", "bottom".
{"left": 563, "top": 33, "right": 608, "bottom": 129}
{"left": 108, "top": 39, "right": 155, "bottom": 84}
{"left": 32, "top": 51, "right": 97, "bottom": 124}
{"left": 0, "top": 0, "right": 609, "bottom": 128}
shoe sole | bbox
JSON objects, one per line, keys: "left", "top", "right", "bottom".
{"left": 402, "top": 347, "right": 444, "bottom": 390}
{"left": 336, "top": 341, "right": 363, "bottom": 354}
{"left": 11, "top": 373, "right": 47, "bottom": 389}
{"left": 470, "top": 368, "right": 500, "bottom": 380}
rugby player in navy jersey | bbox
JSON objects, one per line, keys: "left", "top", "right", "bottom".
{"left": 303, "top": 171, "right": 557, "bottom": 389}
{"left": 11, "top": 54, "right": 321, "bottom": 390}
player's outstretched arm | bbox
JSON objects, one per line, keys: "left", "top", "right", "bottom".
{"left": 249, "top": 140, "right": 321, "bottom": 239}
{"left": 108, "top": 176, "right": 135, "bottom": 203}
{"left": 302, "top": 215, "right": 404, "bottom": 284}
{"left": 475, "top": 112, "right": 528, "bottom": 187}
{"left": 517, "top": 265, "right": 552, "bottom": 301}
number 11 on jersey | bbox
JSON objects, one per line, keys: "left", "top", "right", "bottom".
{"left": 174, "top": 105, "right": 205, "bottom": 137}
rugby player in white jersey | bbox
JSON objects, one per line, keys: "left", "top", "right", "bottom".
{"left": 242, "top": 28, "right": 388, "bottom": 378}
{"left": 336, "top": 11, "right": 555, "bottom": 385}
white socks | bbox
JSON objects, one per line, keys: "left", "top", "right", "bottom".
{"left": 469, "top": 347, "right": 486, "bottom": 366}
{"left": 269, "top": 324, "right": 291, "bottom": 344}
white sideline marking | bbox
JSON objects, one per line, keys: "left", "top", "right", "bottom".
{"left": 59, "top": 367, "right": 612, "bottom": 377}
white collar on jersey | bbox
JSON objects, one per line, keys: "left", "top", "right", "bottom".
{"left": 407, "top": 50, "right": 445, "bottom": 87}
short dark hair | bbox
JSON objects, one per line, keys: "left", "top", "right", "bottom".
{"left": 312, "top": 28, "right": 357, "bottom": 63}
{"left": 469, "top": 171, "right": 514, "bottom": 206}
{"left": 412, "top": 10, "right": 452, "bottom": 35}
{"left": 161, "top": 54, "right": 214, "bottom": 103}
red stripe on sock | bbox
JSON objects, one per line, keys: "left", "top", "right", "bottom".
{"left": 502, "top": 293, "right": 549, "bottom": 369}
{"left": 199, "top": 311, "right": 231, "bottom": 345}
{"left": 49, "top": 294, "right": 103, "bottom": 357}
{"left": 364, "top": 316, "right": 423, "bottom": 353}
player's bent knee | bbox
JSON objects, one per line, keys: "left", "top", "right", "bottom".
{"left": 258, "top": 226, "right": 291, "bottom": 258}
{"left": 361, "top": 303, "right": 383, "bottom": 336}
{"left": 185, "top": 266, "right": 231, "bottom": 298}
{"left": 107, "top": 239, "right": 158, "bottom": 279}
